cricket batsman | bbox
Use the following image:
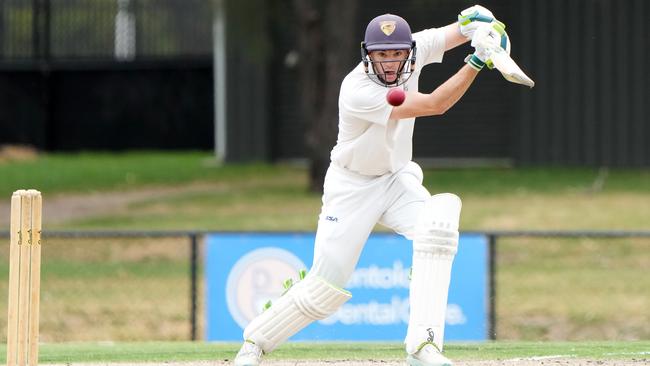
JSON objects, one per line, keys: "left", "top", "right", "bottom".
{"left": 234, "top": 5, "right": 507, "bottom": 366}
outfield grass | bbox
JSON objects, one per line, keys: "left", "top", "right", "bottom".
{"left": 0, "top": 152, "right": 649, "bottom": 342}
{"left": 0, "top": 151, "right": 282, "bottom": 197}
{"left": 2, "top": 151, "right": 647, "bottom": 230}
{"left": 2, "top": 152, "right": 650, "bottom": 197}
{"left": 0, "top": 341, "right": 648, "bottom": 363}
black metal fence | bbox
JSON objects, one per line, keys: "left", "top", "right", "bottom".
{"left": 0, "top": 0, "right": 215, "bottom": 151}
{"left": 482, "top": 230, "right": 650, "bottom": 340}
{"left": 0, "top": 60, "right": 214, "bottom": 151}
{"left": 0, "top": 230, "right": 202, "bottom": 341}
{"left": 0, "top": 0, "right": 213, "bottom": 60}
{"left": 1, "top": 229, "right": 649, "bottom": 342}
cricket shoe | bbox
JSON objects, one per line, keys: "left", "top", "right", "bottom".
{"left": 406, "top": 342, "right": 453, "bottom": 366}
{"left": 233, "top": 340, "right": 263, "bottom": 366}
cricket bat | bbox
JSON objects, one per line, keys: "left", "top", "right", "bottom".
{"left": 489, "top": 48, "right": 535, "bottom": 88}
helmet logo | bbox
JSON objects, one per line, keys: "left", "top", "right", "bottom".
{"left": 379, "top": 20, "right": 397, "bottom": 36}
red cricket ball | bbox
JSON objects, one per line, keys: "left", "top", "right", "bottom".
{"left": 386, "top": 88, "right": 406, "bottom": 106}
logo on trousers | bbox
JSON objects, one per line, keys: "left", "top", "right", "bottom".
{"left": 325, "top": 216, "right": 338, "bottom": 222}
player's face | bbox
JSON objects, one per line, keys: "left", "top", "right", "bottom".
{"left": 368, "top": 49, "right": 409, "bottom": 84}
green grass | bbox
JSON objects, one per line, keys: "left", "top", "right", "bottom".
{"left": 2, "top": 151, "right": 650, "bottom": 197}
{"left": 0, "top": 151, "right": 285, "bottom": 197}
{"left": 3, "top": 151, "right": 650, "bottom": 231}
{"left": 0, "top": 341, "right": 648, "bottom": 363}
{"left": 3, "top": 151, "right": 649, "bottom": 230}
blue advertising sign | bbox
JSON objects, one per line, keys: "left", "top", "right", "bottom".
{"left": 205, "top": 233, "right": 488, "bottom": 341}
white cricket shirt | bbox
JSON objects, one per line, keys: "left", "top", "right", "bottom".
{"left": 330, "top": 28, "right": 446, "bottom": 176}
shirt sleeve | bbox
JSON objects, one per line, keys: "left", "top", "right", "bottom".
{"left": 339, "top": 72, "right": 393, "bottom": 126}
{"left": 412, "top": 28, "right": 446, "bottom": 69}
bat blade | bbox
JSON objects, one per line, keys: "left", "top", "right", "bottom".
{"left": 489, "top": 49, "right": 535, "bottom": 88}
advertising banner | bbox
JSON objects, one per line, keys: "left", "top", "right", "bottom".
{"left": 205, "top": 233, "right": 488, "bottom": 341}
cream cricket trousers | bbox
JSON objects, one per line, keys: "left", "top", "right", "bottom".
{"left": 309, "top": 161, "right": 430, "bottom": 287}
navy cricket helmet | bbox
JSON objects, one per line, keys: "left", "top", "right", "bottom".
{"left": 361, "top": 14, "right": 417, "bottom": 87}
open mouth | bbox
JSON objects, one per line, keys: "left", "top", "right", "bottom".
{"left": 384, "top": 71, "right": 397, "bottom": 81}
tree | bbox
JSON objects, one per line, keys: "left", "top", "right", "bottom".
{"left": 293, "top": 0, "right": 358, "bottom": 192}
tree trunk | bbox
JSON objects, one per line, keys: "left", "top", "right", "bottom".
{"left": 294, "top": 0, "right": 357, "bottom": 193}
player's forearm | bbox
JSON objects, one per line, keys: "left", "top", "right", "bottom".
{"left": 426, "top": 64, "right": 478, "bottom": 115}
{"left": 442, "top": 22, "right": 469, "bottom": 51}
{"left": 388, "top": 65, "right": 478, "bottom": 120}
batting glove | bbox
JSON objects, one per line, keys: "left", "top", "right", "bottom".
{"left": 466, "top": 22, "right": 505, "bottom": 71}
{"left": 458, "top": 5, "right": 504, "bottom": 39}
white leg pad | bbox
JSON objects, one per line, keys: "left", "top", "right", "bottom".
{"left": 406, "top": 193, "right": 462, "bottom": 354}
{"left": 243, "top": 275, "right": 351, "bottom": 353}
